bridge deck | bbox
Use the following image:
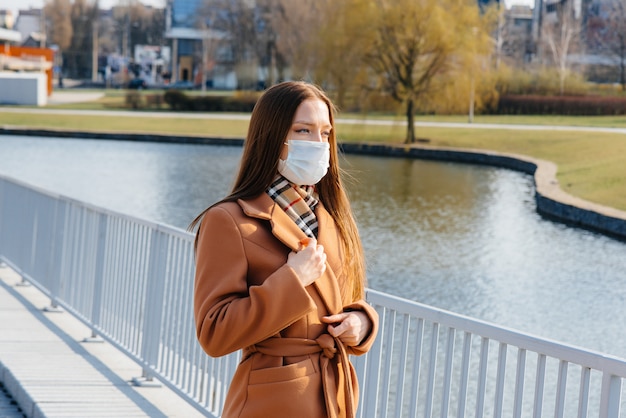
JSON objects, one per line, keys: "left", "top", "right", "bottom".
{"left": 0, "top": 265, "right": 205, "bottom": 418}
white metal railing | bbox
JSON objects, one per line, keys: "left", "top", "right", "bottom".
{"left": 0, "top": 173, "right": 625, "bottom": 418}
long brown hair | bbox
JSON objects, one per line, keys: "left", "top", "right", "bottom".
{"left": 189, "top": 81, "right": 366, "bottom": 301}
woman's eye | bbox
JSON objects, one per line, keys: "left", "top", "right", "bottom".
{"left": 296, "top": 128, "right": 310, "bottom": 134}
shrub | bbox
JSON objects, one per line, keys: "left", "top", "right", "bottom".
{"left": 227, "top": 90, "right": 261, "bottom": 111}
{"left": 163, "top": 90, "right": 258, "bottom": 112}
{"left": 125, "top": 90, "right": 143, "bottom": 109}
{"left": 163, "top": 90, "right": 188, "bottom": 110}
{"left": 494, "top": 66, "right": 590, "bottom": 96}
{"left": 485, "top": 64, "right": 626, "bottom": 114}
{"left": 496, "top": 95, "right": 626, "bottom": 115}
{"left": 145, "top": 94, "right": 163, "bottom": 109}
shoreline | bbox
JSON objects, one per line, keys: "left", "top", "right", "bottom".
{"left": 341, "top": 142, "right": 626, "bottom": 242}
{"left": 1, "top": 126, "right": 625, "bottom": 242}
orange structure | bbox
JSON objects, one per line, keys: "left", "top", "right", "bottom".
{"left": 0, "top": 44, "right": 55, "bottom": 95}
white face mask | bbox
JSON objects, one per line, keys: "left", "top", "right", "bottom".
{"left": 278, "top": 140, "right": 330, "bottom": 186}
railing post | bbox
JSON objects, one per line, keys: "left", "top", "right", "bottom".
{"left": 0, "top": 179, "right": 26, "bottom": 285}
{"left": 0, "top": 177, "right": 8, "bottom": 263}
{"left": 476, "top": 337, "right": 490, "bottom": 417}
{"left": 359, "top": 303, "right": 384, "bottom": 418}
{"left": 554, "top": 360, "right": 568, "bottom": 418}
{"left": 132, "top": 227, "right": 168, "bottom": 387}
{"left": 83, "top": 212, "right": 108, "bottom": 343}
{"left": 424, "top": 322, "right": 440, "bottom": 417}
{"left": 494, "top": 342, "right": 508, "bottom": 418}
{"left": 44, "top": 198, "right": 66, "bottom": 312}
{"left": 599, "top": 373, "right": 621, "bottom": 418}
{"left": 0, "top": 177, "right": 4, "bottom": 259}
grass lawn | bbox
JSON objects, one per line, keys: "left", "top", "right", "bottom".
{"left": 36, "top": 89, "right": 626, "bottom": 129}
{"left": 0, "top": 112, "right": 249, "bottom": 138}
{"left": 1, "top": 94, "right": 625, "bottom": 212}
{"left": 338, "top": 123, "right": 626, "bottom": 212}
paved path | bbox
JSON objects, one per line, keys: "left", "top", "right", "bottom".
{"left": 3, "top": 104, "right": 626, "bottom": 135}
{"left": 47, "top": 92, "right": 105, "bottom": 105}
{"left": 0, "top": 264, "right": 206, "bottom": 418}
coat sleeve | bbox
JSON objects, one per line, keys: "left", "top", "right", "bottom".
{"left": 343, "top": 299, "right": 379, "bottom": 356}
{"left": 194, "top": 205, "right": 317, "bottom": 357}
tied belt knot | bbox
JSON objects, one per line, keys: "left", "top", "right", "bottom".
{"left": 247, "top": 335, "right": 355, "bottom": 418}
{"left": 316, "top": 334, "right": 338, "bottom": 359}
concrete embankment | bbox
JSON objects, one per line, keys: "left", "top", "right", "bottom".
{"left": 340, "top": 142, "right": 626, "bottom": 242}
{"left": 1, "top": 127, "right": 625, "bottom": 242}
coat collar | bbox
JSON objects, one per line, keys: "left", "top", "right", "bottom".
{"left": 238, "top": 194, "right": 343, "bottom": 314}
{"left": 238, "top": 194, "right": 304, "bottom": 252}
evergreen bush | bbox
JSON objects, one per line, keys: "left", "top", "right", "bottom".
{"left": 163, "top": 90, "right": 257, "bottom": 112}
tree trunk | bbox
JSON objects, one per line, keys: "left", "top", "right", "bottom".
{"left": 405, "top": 99, "right": 415, "bottom": 144}
{"left": 336, "top": 76, "right": 346, "bottom": 110}
{"left": 619, "top": 51, "right": 626, "bottom": 91}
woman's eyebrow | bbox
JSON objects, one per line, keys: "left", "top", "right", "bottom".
{"left": 293, "top": 120, "right": 332, "bottom": 128}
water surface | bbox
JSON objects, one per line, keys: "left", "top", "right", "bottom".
{"left": 1, "top": 135, "right": 625, "bottom": 358}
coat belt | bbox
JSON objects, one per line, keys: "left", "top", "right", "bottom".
{"left": 247, "top": 335, "right": 355, "bottom": 418}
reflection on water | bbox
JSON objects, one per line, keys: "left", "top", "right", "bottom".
{"left": 1, "top": 135, "right": 625, "bottom": 358}
{"left": 347, "top": 155, "right": 626, "bottom": 358}
{"left": 0, "top": 137, "right": 237, "bottom": 229}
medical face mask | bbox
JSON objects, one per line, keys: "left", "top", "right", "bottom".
{"left": 278, "top": 140, "right": 330, "bottom": 186}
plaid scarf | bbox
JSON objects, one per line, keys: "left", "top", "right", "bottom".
{"left": 267, "top": 175, "right": 319, "bottom": 238}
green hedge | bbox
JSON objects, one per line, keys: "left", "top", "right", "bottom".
{"left": 163, "top": 90, "right": 258, "bottom": 112}
{"left": 497, "top": 95, "right": 626, "bottom": 115}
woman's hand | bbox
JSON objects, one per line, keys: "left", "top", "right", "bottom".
{"left": 287, "top": 238, "right": 327, "bottom": 287}
{"left": 322, "top": 311, "right": 372, "bottom": 347}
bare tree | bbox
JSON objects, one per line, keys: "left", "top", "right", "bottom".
{"left": 499, "top": 5, "right": 536, "bottom": 68}
{"left": 249, "top": 0, "right": 281, "bottom": 87}
{"left": 600, "top": 0, "right": 626, "bottom": 89}
{"left": 541, "top": 0, "right": 582, "bottom": 95}
{"left": 44, "top": 0, "right": 73, "bottom": 51}
{"left": 199, "top": 0, "right": 319, "bottom": 89}
{"left": 113, "top": 1, "right": 164, "bottom": 58}
{"left": 300, "top": 0, "right": 374, "bottom": 108}
{"left": 64, "top": 0, "right": 99, "bottom": 78}
{"left": 364, "top": 0, "right": 492, "bottom": 143}
{"left": 198, "top": 0, "right": 258, "bottom": 89}
{"left": 265, "top": 0, "right": 325, "bottom": 82}
{"left": 493, "top": 5, "right": 506, "bottom": 70}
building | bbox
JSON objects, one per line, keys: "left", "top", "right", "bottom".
{"left": 165, "top": 0, "right": 202, "bottom": 83}
{"left": 501, "top": 5, "right": 534, "bottom": 66}
{"left": 0, "top": 9, "right": 21, "bottom": 45}
{"left": 0, "top": 9, "right": 15, "bottom": 29}
{"left": 165, "top": 0, "right": 233, "bottom": 88}
{"left": 498, "top": 0, "right": 622, "bottom": 80}
{"left": 14, "top": 8, "right": 43, "bottom": 46}
{"left": 0, "top": 22, "right": 52, "bottom": 105}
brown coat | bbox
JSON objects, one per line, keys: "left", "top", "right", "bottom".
{"left": 194, "top": 193, "right": 379, "bottom": 418}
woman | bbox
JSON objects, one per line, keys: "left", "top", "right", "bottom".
{"left": 191, "top": 81, "right": 378, "bottom": 418}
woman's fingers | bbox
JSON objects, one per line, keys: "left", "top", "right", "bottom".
{"left": 322, "top": 311, "right": 372, "bottom": 346}
{"left": 287, "top": 239, "right": 326, "bottom": 286}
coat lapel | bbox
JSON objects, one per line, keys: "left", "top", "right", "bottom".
{"left": 239, "top": 194, "right": 306, "bottom": 252}
{"left": 238, "top": 195, "right": 343, "bottom": 314}
{"left": 314, "top": 203, "right": 344, "bottom": 313}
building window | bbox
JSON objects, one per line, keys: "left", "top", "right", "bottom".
{"left": 172, "top": 0, "right": 203, "bottom": 28}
